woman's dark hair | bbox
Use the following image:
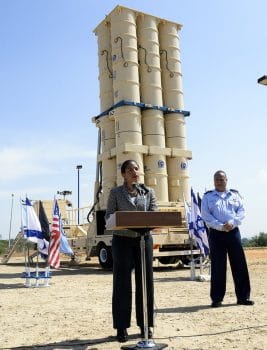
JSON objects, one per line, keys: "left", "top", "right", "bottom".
{"left": 121, "top": 160, "right": 139, "bottom": 174}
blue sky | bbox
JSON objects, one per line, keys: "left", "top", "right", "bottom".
{"left": 0, "top": 0, "right": 266, "bottom": 240}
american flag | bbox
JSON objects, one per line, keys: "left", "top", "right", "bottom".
{"left": 48, "top": 199, "right": 61, "bottom": 269}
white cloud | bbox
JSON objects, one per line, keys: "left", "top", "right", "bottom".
{"left": 0, "top": 144, "right": 96, "bottom": 181}
{"left": 0, "top": 147, "right": 53, "bottom": 180}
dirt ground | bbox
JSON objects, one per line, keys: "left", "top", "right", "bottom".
{"left": 0, "top": 248, "right": 266, "bottom": 350}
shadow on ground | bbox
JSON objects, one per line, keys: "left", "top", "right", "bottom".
{"left": 6, "top": 333, "right": 143, "bottom": 350}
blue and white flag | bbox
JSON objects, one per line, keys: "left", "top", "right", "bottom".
{"left": 183, "top": 194, "right": 191, "bottom": 229}
{"left": 189, "top": 189, "right": 209, "bottom": 256}
{"left": 59, "top": 214, "right": 73, "bottom": 255}
{"left": 22, "top": 197, "right": 49, "bottom": 255}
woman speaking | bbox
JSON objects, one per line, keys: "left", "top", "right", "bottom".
{"left": 105, "top": 159, "right": 157, "bottom": 343}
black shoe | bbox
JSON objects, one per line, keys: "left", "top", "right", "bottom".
{"left": 211, "top": 301, "right": 222, "bottom": 308}
{"left": 140, "top": 327, "right": 153, "bottom": 339}
{"left": 237, "top": 299, "right": 254, "bottom": 305}
{"left": 116, "top": 328, "right": 128, "bottom": 343}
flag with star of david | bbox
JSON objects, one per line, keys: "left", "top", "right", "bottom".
{"left": 189, "top": 188, "right": 209, "bottom": 256}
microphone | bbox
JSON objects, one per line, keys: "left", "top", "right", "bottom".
{"left": 132, "top": 183, "right": 142, "bottom": 194}
{"left": 139, "top": 183, "right": 149, "bottom": 194}
{"left": 132, "top": 183, "right": 149, "bottom": 195}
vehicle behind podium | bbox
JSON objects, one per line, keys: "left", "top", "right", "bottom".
{"left": 71, "top": 5, "right": 201, "bottom": 268}
{"left": 79, "top": 202, "right": 200, "bottom": 269}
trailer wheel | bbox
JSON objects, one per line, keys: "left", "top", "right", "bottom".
{"left": 158, "top": 256, "right": 179, "bottom": 265}
{"left": 98, "top": 243, "right": 113, "bottom": 269}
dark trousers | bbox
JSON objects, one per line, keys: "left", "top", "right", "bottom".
{"left": 209, "top": 227, "right": 251, "bottom": 302}
{"left": 112, "top": 234, "right": 154, "bottom": 329}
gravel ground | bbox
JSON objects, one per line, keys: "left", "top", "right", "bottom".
{"left": 0, "top": 248, "right": 266, "bottom": 350}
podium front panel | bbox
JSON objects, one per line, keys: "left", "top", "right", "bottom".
{"left": 110, "top": 211, "right": 182, "bottom": 229}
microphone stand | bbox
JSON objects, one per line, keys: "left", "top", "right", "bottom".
{"left": 121, "top": 189, "right": 168, "bottom": 350}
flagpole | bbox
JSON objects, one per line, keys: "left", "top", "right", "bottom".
{"left": 199, "top": 255, "right": 203, "bottom": 275}
{"left": 45, "top": 198, "right": 54, "bottom": 287}
{"left": 45, "top": 217, "right": 51, "bottom": 286}
{"left": 25, "top": 195, "right": 31, "bottom": 276}
{"left": 34, "top": 200, "right": 39, "bottom": 287}
{"left": 44, "top": 199, "right": 51, "bottom": 286}
{"left": 21, "top": 196, "right": 31, "bottom": 287}
{"left": 8, "top": 194, "right": 14, "bottom": 248}
{"left": 189, "top": 234, "right": 196, "bottom": 280}
{"left": 184, "top": 191, "right": 196, "bottom": 280}
{"left": 35, "top": 247, "right": 39, "bottom": 287}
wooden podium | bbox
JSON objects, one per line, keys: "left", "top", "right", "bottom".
{"left": 106, "top": 211, "right": 182, "bottom": 230}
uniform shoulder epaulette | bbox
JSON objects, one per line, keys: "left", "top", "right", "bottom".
{"left": 204, "top": 190, "right": 213, "bottom": 194}
{"left": 230, "top": 189, "right": 239, "bottom": 193}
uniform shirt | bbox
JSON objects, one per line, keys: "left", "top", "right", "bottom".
{"left": 201, "top": 189, "right": 245, "bottom": 231}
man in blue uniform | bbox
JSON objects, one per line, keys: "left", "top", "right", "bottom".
{"left": 201, "top": 170, "right": 254, "bottom": 307}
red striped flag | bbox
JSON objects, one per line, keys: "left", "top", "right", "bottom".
{"left": 48, "top": 200, "right": 61, "bottom": 269}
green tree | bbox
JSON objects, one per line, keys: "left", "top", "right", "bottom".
{"left": 257, "top": 232, "right": 267, "bottom": 246}
{"left": 0, "top": 240, "right": 8, "bottom": 255}
{"left": 241, "top": 237, "right": 250, "bottom": 247}
{"left": 242, "top": 232, "right": 267, "bottom": 247}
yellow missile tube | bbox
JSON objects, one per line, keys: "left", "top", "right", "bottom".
{"left": 110, "top": 6, "right": 140, "bottom": 103}
{"left": 95, "top": 21, "right": 116, "bottom": 209}
{"left": 110, "top": 7, "right": 144, "bottom": 185}
{"left": 137, "top": 14, "right": 168, "bottom": 203}
{"left": 159, "top": 21, "right": 191, "bottom": 203}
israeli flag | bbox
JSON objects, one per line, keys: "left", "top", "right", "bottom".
{"left": 22, "top": 197, "right": 49, "bottom": 255}
{"left": 189, "top": 189, "right": 209, "bottom": 256}
{"left": 183, "top": 194, "right": 191, "bottom": 229}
